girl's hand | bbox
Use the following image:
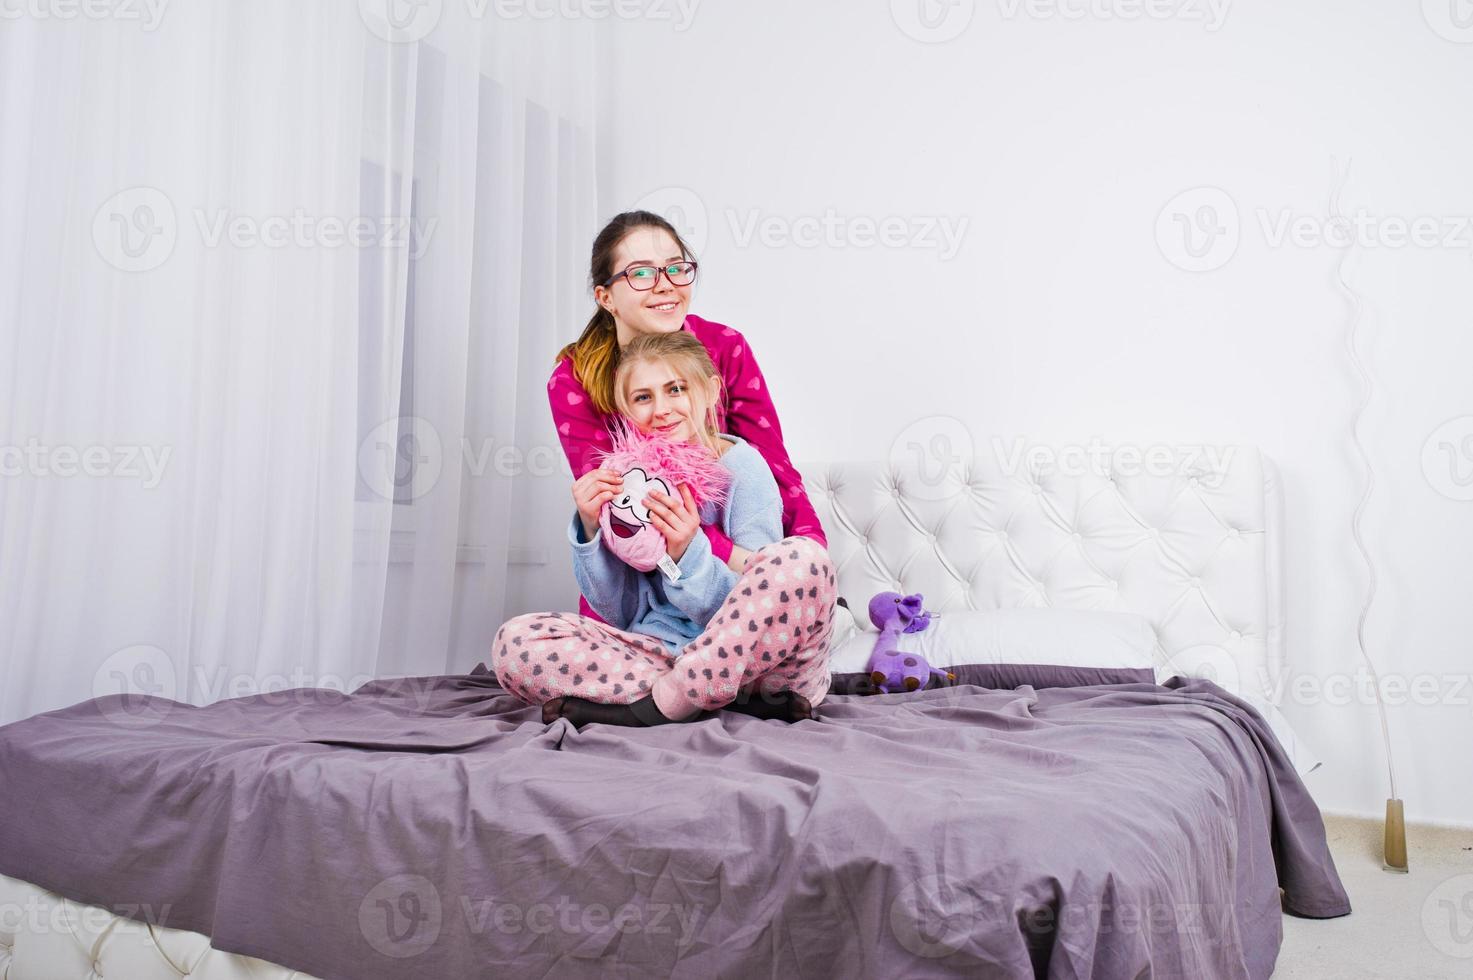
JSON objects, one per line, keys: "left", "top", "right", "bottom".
{"left": 645, "top": 484, "right": 701, "bottom": 563}
{"left": 727, "top": 545, "right": 755, "bottom": 574}
{"left": 572, "top": 468, "right": 622, "bottom": 542}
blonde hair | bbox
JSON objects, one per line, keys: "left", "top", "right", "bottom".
{"left": 613, "top": 332, "right": 724, "bottom": 457}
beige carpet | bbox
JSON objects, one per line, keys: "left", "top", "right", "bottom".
{"left": 1275, "top": 815, "right": 1473, "bottom": 978}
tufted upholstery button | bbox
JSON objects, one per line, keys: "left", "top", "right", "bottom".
{"left": 1190, "top": 577, "right": 1202, "bottom": 589}
{"left": 1148, "top": 528, "right": 1160, "bottom": 540}
{"left": 1229, "top": 527, "right": 1241, "bottom": 538}
{"left": 1071, "top": 532, "right": 1082, "bottom": 541}
{"left": 1189, "top": 477, "right": 1200, "bottom": 488}
{"left": 1109, "top": 579, "right": 1119, "bottom": 589}
{"left": 1230, "top": 630, "right": 1242, "bottom": 641}
{"left": 1031, "top": 484, "right": 1043, "bottom": 495}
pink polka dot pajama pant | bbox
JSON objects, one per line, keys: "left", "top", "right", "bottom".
{"left": 491, "top": 536, "right": 838, "bottom": 722}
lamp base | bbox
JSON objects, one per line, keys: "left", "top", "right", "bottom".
{"left": 1383, "top": 798, "right": 1408, "bottom": 873}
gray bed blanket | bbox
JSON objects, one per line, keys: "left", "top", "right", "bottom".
{"left": 0, "top": 669, "right": 1349, "bottom": 979}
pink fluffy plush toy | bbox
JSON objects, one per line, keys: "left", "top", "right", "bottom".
{"left": 595, "top": 420, "right": 732, "bottom": 578}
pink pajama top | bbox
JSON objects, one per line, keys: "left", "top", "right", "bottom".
{"left": 549, "top": 314, "right": 827, "bottom": 621}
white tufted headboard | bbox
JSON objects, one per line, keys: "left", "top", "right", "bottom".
{"left": 795, "top": 442, "right": 1285, "bottom": 705}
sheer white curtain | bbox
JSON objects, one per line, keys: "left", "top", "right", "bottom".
{"left": 0, "top": 2, "right": 600, "bottom": 724}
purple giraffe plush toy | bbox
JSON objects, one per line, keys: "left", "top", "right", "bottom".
{"left": 865, "top": 591, "right": 955, "bottom": 694}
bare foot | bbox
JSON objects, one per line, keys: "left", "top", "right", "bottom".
{"left": 722, "top": 689, "right": 814, "bottom": 723}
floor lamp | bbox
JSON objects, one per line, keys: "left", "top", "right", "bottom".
{"left": 1331, "top": 157, "right": 1407, "bottom": 873}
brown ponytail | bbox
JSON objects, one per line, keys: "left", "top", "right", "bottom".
{"left": 554, "top": 210, "right": 696, "bottom": 415}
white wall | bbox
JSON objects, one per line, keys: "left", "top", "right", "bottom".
{"left": 585, "top": 1, "right": 1473, "bottom": 826}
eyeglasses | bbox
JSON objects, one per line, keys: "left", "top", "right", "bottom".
{"left": 604, "top": 260, "right": 698, "bottom": 291}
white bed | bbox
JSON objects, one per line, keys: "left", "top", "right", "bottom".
{"left": 0, "top": 441, "right": 1315, "bottom": 980}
